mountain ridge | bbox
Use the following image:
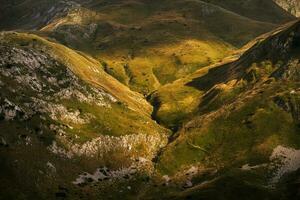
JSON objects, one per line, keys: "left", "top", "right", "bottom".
{"left": 1, "top": 1, "right": 300, "bottom": 199}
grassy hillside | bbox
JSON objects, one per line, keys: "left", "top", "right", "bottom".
{"left": 1, "top": 1, "right": 300, "bottom": 199}
{"left": 202, "top": 0, "right": 295, "bottom": 23}
{"left": 150, "top": 19, "right": 300, "bottom": 129}
{"left": 148, "top": 19, "right": 300, "bottom": 199}
{"left": 1, "top": 0, "right": 293, "bottom": 95}
{"left": 0, "top": 31, "right": 170, "bottom": 199}
{"left": 38, "top": 0, "right": 282, "bottom": 95}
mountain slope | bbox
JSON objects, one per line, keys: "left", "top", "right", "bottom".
{"left": 1, "top": 1, "right": 300, "bottom": 199}
{"left": 39, "top": 0, "right": 283, "bottom": 95}
{"left": 0, "top": 0, "right": 79, "bottom": 30}
{"left": 150, "top": 19, "right": 300, "bottom": 129}
{"left": 1, "top": 0, "right": 295, "bottom": 95}
{"left": 150, "top": 19, "right": 300, "bottom": 199}
{"left": 202, "top": 0, "right": 295, "bottom": 23}
{"left": 0, "top": 31, "right": 169, "bottom": 199}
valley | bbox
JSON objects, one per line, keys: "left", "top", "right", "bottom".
{"left": 1, "top": 0, "right": 300, "bottom": 199}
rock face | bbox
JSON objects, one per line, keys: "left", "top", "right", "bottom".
{"left": 274, "top": 0, "right": 300, "bottom": 17}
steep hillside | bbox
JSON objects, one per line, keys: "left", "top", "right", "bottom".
{"left": 150, "top": 19, "right": 300, "bottom": 199}
{"left": 0, "top": 0, "right": 79, "bottom": 30}
{"left": 1, "top": 1, "right": 300, "bottom": 200}
{"left": 150, "top": 19, "right": 300, "bottom": 129}
{"left": 0, "top": 31, "right": 169, "bottom": 199}
{"left": 202, "top": 0, "right": 295, "bottom": 23}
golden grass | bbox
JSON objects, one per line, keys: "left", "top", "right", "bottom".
{"left": 2, "top": 32, "right": 153, "bottom": 116}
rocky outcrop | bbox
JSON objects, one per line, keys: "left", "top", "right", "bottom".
{"left": 274, "top": 91, "right": 300, "bottom": 123}
{"left": 274, "top": 0, "right": 300, "bottom": 17}
{"left": 0, "top": 36, "right": 168, "bottom": 174}
{"left": 48, "top": 132, "right": 167, "bottom": 161}
{"left": 272, "top": 58, "right": 300, "bottom": 80}
{"left": 0, "top": 44, "right": 115, "bottom": 125}
{"left": 0, "top": 98, "right": 25, "bottom": 121}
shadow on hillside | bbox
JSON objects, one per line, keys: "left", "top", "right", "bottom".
{"left": 186, "top": 20, "right": 300, "bottom": 92}
{"left": 43, "top": 0, "right": 278, "bottom": 55}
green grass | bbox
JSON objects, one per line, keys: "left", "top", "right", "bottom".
{"left": 36, "top": 0, "right": 282, "bottom": 95}
{"left": 157, "top": 82, "right": 300, "bottom": 175}
{"left": 1, "top": 2, "right": 300, "bottom": 199}
{"left": 60, "top": 99, "right": 168, "bottom": 143}
{"left": 150, "top": 80, "right": 203, "bottom": 130}
{"left": 1, "top": 32, "right": 153, "bottom": 116}
{"left": 0, "top": 30, "right": 173, "bottom": 199}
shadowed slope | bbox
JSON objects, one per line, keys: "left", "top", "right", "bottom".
{"left": 202, "top": 0, "right": 295, "bottom": 23}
